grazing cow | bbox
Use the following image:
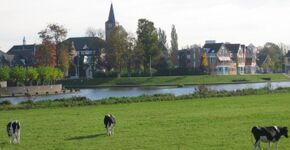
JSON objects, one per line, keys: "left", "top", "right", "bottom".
{"left": 7, "top": 120, "right": 21, "bottom": 144}
{"left": 104, "top": 114, "right": 116, "bottom": 136}
{"left": 252, "top": 126, "right": 288, "bottom": 150}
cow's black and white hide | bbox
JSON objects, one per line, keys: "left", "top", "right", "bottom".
{"left": 7, "top": 120, "right": 21, "bottom": 144}
{"left": 104, "top": 114, "right": 116, "bottom": 136}
{"left": 252, "top": 126, "right": 288, "bottom": 150}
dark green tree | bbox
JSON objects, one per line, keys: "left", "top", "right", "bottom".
{"left": 136, "top": 19, "right": 160, "bottom": 74}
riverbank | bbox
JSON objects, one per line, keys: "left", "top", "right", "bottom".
{"left": 1, "top": 93, "right": 290, "bottom": 149}
{"left": 1, "top": 85, "right": 290, "bottom": 110}
{"left": 61, "top": 74, "right": 290, "bottom": 88}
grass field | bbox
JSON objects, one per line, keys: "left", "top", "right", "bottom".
{"left": 1, "top": 93, "right": 290, "bottom": 150}
{"left": 62, "top": 74, "right": 290, "bottom": 87}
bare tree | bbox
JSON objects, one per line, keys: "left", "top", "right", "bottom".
{"left": 85, "top": 27, "right": 105, "bottom": 40}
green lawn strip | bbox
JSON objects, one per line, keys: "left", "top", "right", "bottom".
{"left": 1, "top": 93, "right": 290, "bottom": 150}
{"left": 61, "top": 74, "right": 290, "bottom": 87}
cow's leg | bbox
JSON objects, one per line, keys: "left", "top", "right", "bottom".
{"left": 9, "top": 136, "right": 12, "bottom": 144}
{"left": 275, "top": 142, "right": 278, "bottom": 150}
{"left": 268, "top": 142, "right": 271, "bottom": 150}
{"left": 106, "top": 125, "right": 109, "bottom": 136}
{"left": 257, "top": 140, "right": 262, "bottom": 150}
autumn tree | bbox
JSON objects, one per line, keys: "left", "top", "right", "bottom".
{"left": 36, "top": 40, "right": 57, "bottom": 67}
{"left": 200, "top": 50, "right": 209, "bottom": 73}
{"left": 38, "top": 23, "right": 68, "bottom": 67}
{"left": 58, "top": 43, "right": 70, "bottom": 76}
{"left": 136, "top": 19, "right": 160, "bottom": 74}
{"left": 107, "top": 26, "right": 129, "bottom": 78}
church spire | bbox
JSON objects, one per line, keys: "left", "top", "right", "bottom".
{"left": 107, "top": 3, "right": 115, "bottom": 23}
{"left": 105, "top": 3, "right": 116, "bottom": 42}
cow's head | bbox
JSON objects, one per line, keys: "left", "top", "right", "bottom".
{"left": 281, "top": 127, "right": 288, "bottom": 138}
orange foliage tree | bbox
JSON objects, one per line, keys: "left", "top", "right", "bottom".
{"left": 35, "top": 40, "right": 57, "bottom": 67}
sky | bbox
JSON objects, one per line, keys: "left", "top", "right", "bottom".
{"left": 1, "top": 0, "right": 290, "bottom": 52}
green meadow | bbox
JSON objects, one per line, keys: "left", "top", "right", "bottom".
{"left": 62, "top": 74, "right": 289, "bottom": 87}
{"left": 1, "top": 93, "right": 290, "bottom": 150}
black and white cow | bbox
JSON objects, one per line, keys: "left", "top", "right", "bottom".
{"left": 104, "top": 114, "right": 116, "bottom": 136}
{"left": 7, "top": 120, "right": 21, "bottom": 144}
{"left": 252, "top": 126, "right": 288, "bottom": 150}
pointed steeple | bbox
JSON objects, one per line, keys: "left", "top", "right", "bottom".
{"left": 107, "top": 3, "right": 115, "bottom": 23}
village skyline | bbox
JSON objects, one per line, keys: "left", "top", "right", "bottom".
{"left": 1, "top": 0, "right": 290, "bottom": 51}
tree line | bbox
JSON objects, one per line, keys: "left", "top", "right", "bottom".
{"left": 0, "top": 66, "right": 63, "bottom": 86}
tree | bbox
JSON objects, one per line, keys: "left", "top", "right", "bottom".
{"left": 58, "top": 43, "right": 70, "bottom": 76}
{"left": 0, "top": 65, "right": 10, "bottom": 81}
{"left": 36, "top": 40, "right": 57, "bottom": 67}
{"left": 10, "top": 66, "right": 26, "bottom": 86}
{"left": 85, "top": 27, "right": 105, "bottom": 40}
{"left": 171, "top": 25, "right": 179, "bottom": 67}
{"left": 107, "top": 26, "right": 129, "bottom": 78}
{"left": 200, "top": 50, "right": 209, "bottom": 73}
{"left": 38, "top": 24, "right": 68, "bottom": 44}
{"left": 136, "top": 19, "right": 160, "bottom": 74}
{"left": 38, "top": 23, "right": 68, "bottom": 67}
{"left": 258, "top": 42, "right": 283, "bottom": 72}
{"left": 156, "top": 28, "right": 172, "bottom": 73}
{"left": 26, "top": 67, "right": 39, "bottom": 85}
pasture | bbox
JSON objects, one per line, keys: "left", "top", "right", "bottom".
{"left": 1, "top": 93, "right": 290, "bottom": 150}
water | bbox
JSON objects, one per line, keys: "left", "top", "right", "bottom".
{"left": 1, "top": 81, "right": 290, "bottom": 104}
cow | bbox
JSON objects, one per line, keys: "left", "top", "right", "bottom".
{"left": 104, "top": 114, "right": 116, "bottom": 136}
{"left": 7, "top": 120, "right": 21, "bottom": 144}
{"left": 251, "top": 126, "right": 288, "bottom": 150}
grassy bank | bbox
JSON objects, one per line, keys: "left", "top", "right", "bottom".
{"left": 61, "top": 74, "right": 289, "bottom": 88}
{"left": 1, "top": 93, "right": 290, "bottom": 150}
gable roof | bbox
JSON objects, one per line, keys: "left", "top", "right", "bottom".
{"left": 0, "top": 50, "right": 14, "bottom": 65}
{"left": 225, "top": 44, "right": 241, "bottom": 54}
{"left": 203, "top": 43, "right": 223, "bottom": 53}
{"left": 7, "top": 44, "right": 36, "bottom": 54}
{"left": 65, "top": 37, "right": 106, "bottom": 51}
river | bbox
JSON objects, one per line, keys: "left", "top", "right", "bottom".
{"left": 1, "top": 81, "right": 290, "bottom": 104}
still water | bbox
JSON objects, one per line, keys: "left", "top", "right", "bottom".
{"left": 1, "top": 81, "right": 290, "bottom": 104}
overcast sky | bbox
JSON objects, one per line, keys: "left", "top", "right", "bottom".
{"left": 1, "top": 0, "right": 290, "bottom": 52}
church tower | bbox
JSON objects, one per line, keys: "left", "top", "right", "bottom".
{"left": 105, "top": 3, "right": 116, "bottom": 42}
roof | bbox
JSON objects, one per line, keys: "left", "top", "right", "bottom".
{"left": 7, "top": 44, "right": 36, "bottom": 54}
{"left": 225, "top": 44, "right": 240, "bottom": 54}
{"left": 65, "top": 37, "right": 106, "bottom": 51}
{"left": 0, "top": 50, "right": 14, "bottom": 65}
{"left": 203, "top": 43, "right": 223, "bottom": 53}
{"left": 286, "top": 51, "right": 290, "bottom": 57}
{"left": 107, "top": 3, "right": 115, "bottom": 23}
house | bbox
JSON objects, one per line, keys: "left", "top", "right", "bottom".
{"left": 245, "top": 44, "right": 257, "bottom": 74}
{"left": 0, "top": 50, "right": 14, "bottom": 66}
{"left": 64, "top": 37, "right": 106, "bottom": 79}
{"left": 284, "top": 51, "right": 290, "bottom": 74}
{"left": 177, "top": 45, "right": 202, "bottom": 70}
{"left": 257, "top": 54, "right": 273, "bottom": 73}
{"left": 225, "top": 44, "right": 246, "bottom": 75}
{"left": 7, "top": 38, "right": 37, "bottom": 67}
{"left": 203, "top": 43, "right": 234, "bottom": 75}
